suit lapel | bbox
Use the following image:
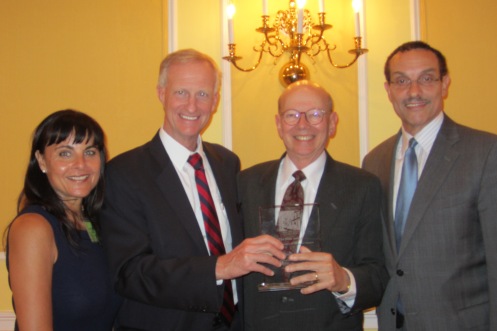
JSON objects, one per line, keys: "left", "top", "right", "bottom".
{"left": 149, "top": 135, "right": 209, "bottom": 254}
{"left": 377, "top": 134, "right": 400, "bottom": 260}
{"left": 258, "top": 161, "right": 279, "bottom": 207}
{"left": 398, "top": 116, "right": 461, "bottom": 256}
{"left": 309, "top": 153, "right": 343, "bottom": 246}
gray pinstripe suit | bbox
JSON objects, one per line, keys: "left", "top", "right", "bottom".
{"left": 363, "top": 115, "right": 497, "bottom": 330}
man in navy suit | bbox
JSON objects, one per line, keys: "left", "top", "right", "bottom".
{"left": 100, "top": 49, "right": 285, "bottom": 331}
{"left": 363, "top": 41, "right": 497, "bottom": 330}
{"left": 239, "top": 80, "right": 387, "bottom": 330}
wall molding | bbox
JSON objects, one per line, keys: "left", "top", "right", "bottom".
{"left": 0, "top": 253, "right": 15, "bottom": 331}
{"left": 0, "top": 311, "right": 15, "bottom": 331}
{"left": 364, "top": 309, "right": 378, "bottom": 329}
{"left": 167, "top": 0, "right": 177, "bottom": 52}
{"left": 220, "top": 0, "right": 233, "bottom": 149}
{"left": 168, "top": 0, "right": 233, "bottom": 149}
{"left": 410, "top": 0, "right": 421, "bottom": 40}
{"left": 358, "top": 0, "right": 369, "bottom": 162}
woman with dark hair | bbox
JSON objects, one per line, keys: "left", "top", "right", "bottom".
{"left": 5, "top": 109, "right": 121, "bottom": 331}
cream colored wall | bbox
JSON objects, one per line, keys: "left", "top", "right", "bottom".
{"left": 175, "top": 0, "right": 225, "bottom": 144}
{"left": 0, "top": 254, "right": 10, "bottom": 314}
{"left": 421, "top": 0, "right": 497, "bottom": 135}
{"left": 365, "top": 0, "right": 412, "bottom": 150}
{"left": 0, "top": 0, "right": 167, "bottom": 312}
{"left": 366, "top": 0, "right": 497, "bottom": 150}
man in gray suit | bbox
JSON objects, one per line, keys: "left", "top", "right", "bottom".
{"left": 239, "top": 80, "right": 388, "bottom": 330}
{"left": 363, "top": 41, "right": 497, "bottom": 330}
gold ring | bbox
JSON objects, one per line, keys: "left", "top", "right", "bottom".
{"left": 315, "top": 272, "right": 319, "bottom": 282}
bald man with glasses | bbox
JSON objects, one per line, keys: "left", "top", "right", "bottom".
{"left": 238, "top": 80, "right": 388, "bottom": 331}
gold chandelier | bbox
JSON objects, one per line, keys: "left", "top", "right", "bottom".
{"left": 223, "top": 0, "right": 368, "bottom": 86}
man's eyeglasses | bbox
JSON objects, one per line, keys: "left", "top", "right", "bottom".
{"left": 389, "top": 74, "right": 441, "bottom": 90}
{"left": 280, "top": 109, "right": 327, "bottom": 126}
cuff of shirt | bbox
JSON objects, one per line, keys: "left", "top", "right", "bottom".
{"left": 332, "top": 268, "right": 357, "bottom": 307}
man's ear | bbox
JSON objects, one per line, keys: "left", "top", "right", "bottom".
{"left": 157, "top": 86, "right": 165, "bottom": 103}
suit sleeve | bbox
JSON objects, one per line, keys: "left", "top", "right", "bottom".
{"left": 478, "top": 141, "right": 497, "bottom": 330}
{"left": 347, "top": 175, "right": 389, "bottom": 313}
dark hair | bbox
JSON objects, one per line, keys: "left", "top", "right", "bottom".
{"left": 5, "top": 109, "right": 107, "bottom": 247}
{"left": 384, "top": 41, "right": 449, "bottom": 82}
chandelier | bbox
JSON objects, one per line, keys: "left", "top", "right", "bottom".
{"left": 223, "top": 0, "right": 368, "bottom": 86}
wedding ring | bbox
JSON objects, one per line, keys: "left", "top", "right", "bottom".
{"left": 314, "top": 272, "right": 319, "bottom": 282}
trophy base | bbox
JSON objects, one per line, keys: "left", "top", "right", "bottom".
{"left": 257, "top": 280, "right": 316, "bottom": 292}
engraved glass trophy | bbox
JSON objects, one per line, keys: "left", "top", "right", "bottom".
{"left": 258, "top": 203, "right": 320, "bottom": 291}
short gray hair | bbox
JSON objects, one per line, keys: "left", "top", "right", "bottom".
{"left": 157, "top": 49, "right": 222, "bottom": 93}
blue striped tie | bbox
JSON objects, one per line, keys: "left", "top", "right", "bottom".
{"left": 395, "top": 138, "right": 418, "bottom": 251}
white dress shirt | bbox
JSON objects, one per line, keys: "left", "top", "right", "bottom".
{"left": 276, "top": 152, "right": 357, "bottom": 307}
{"left": 159, "top": 128, "right": 237, "bottom": 300}
{"left": 393, "top": 112, "right": 444, "bottom": 216}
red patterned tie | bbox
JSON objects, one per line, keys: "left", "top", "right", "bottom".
{"left": 278, "top": 170, "right": 306, "bottom": 255}
{"left": 188, "top": 153, "right": 235, "bottom": 325}
{"left": 281, "top": 170, "right": 306, "bottom": 208}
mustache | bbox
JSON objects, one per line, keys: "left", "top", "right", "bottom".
{"left": 405, "top": 97, "right": 429, "bottom": 104}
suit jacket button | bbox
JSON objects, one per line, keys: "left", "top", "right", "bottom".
{"left": 396, "top": 269, "right": 404, "bottom": 276}
{"left": 391, "top": 308, "right": 396, "bottom": 315}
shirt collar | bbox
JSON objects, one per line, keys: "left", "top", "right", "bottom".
{"left": 159, "top": 127, "right": 204, "bottom": 168}
{"left": 398, "top": 111, "right": 444, "bottom": 158}
{"left": 280, "top": 151, "right": 326, "bottom": 189}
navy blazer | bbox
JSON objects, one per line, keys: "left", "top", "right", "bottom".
{"left": 100, "top": 132, "right": 243, "bottom": 331}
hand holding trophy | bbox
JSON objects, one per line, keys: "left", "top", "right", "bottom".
{"left": 258, "top": 203, "right": 321, "bottom": 291}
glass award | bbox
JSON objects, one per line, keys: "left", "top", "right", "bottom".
{"left": 258, "top": 203, "right": 320, "bottom": 292}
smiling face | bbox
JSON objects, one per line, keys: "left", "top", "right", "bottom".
{"left": 276, "top": 83, "right": 337, "bottom": 169}
{"left": 157, "top": 60, "right": 219, "bottom": 151}
{"left": 385, "top": 49, "right": 451, "bottom": 135}
{"left": 35, "top": 134, "right": 101, "bottom": 211}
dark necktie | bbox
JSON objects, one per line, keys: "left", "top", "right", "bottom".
{"left": 188, "top": 153, "right": 235, "bottom": 325}
{"left": 277, "top": 170, "right": 306, "bottom": 252}
{"left": 281, "top": 170, "right": 306, "bottom": 208}
{"left": 395, "top": 138, "right": 418, "bottom": 251}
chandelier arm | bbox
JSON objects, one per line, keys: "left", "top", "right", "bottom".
{"left": 223, "top": 43, "right": 265, "bottom": 72}
{"left": 224, "top": 49, "right": 265, "bottom": 72}
{"left": 230, "top": 60, "right": 261, "bottom": 72}
{"left": 309, "top": 29, "right": 325, "bottom": 45}
{"left": 306, "top": 46, "right": 320, "bottom": 59}
{"left": 302, "top": 34, "right": 312, "bottom": 49}
{"left": 255, "top": 15, "right": 282, "bottom": 48}
{"left": 265, "top": 37, "right": 286, "bottom": 57}
{"left": 325, "top": 47, "right": 360, "bottom": 68}
{"left": 321, "top": 36, "right": 368, "bottom": 68}
{"left": 263, "top": 32, "right": 280, "bottom": 47}
{"left": 307, "top": 37, "right": 330, "bottom": 58}
{"left": 268, "top": 49, "right": 285, "bottom": 59}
